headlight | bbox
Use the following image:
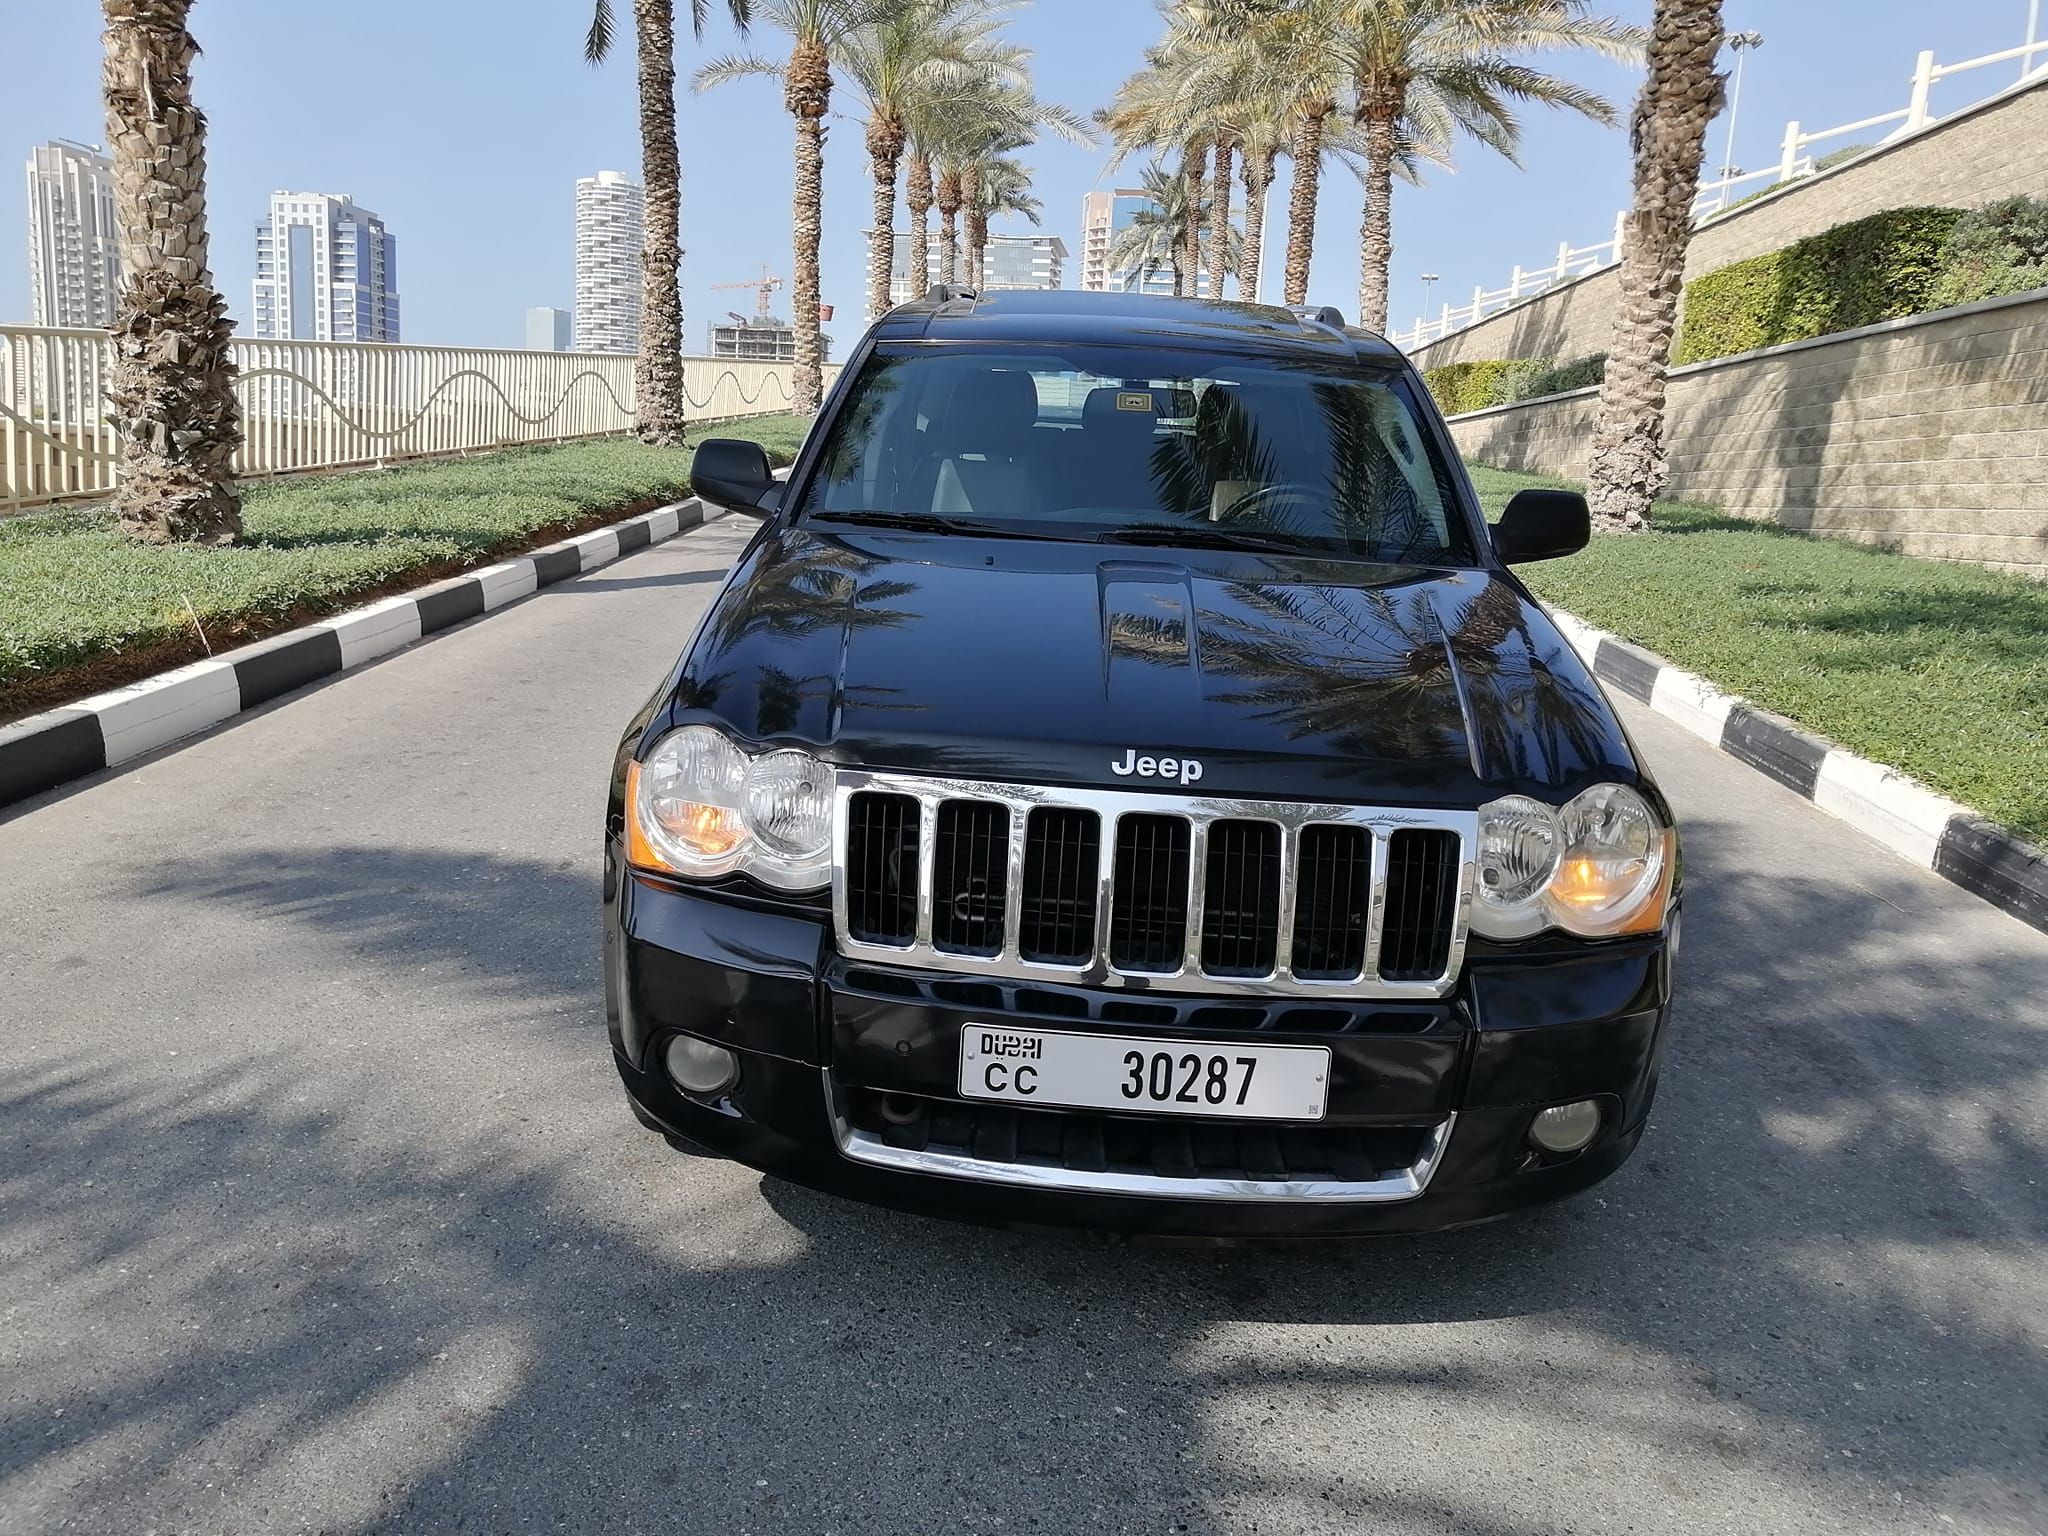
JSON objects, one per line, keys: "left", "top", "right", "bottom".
{"left": 1473, "top": 783, "right": 1672, "bottom": 939}
{"left": 625, "top": 725, "right": 833, "bottom": 890}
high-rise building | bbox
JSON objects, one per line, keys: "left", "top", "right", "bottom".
{"left": 525, "top": 306, "right": 572, "bottom": 351}
{"left": 887, "top": 232, "right": 1066, "bottom": 306}
{"left": 981, "top": 234, "right": 1066, "bottom": 292}
{"left": 1079, "top": 189, "right": 1177, "bottom": 297}
{"left": 574, "top": 170, "right": 643, "bottom": 353}
{"left": 251, "top": 192, "right": 400, "bottom": 341}
{"left": 25, "top": 140, "right": 121, "bottom": 328}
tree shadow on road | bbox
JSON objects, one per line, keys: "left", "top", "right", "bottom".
{"left": 3, "top": 816, "right": 2045, "bottom": 1533}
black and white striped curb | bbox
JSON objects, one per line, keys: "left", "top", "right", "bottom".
{"left": 0, "top": 499, "right": 723, "bottom": 812}
{"left": 1548, "top": 608, "right": 2047, "bottom": 937}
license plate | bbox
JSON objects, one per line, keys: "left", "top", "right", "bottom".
{"left": 959, "top": 1025, "right": 1330, "bottom": 1122}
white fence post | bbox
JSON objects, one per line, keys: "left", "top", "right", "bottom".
{"left": 1905, "top": 50, "right": 1936, "bottom": 131}
{"left": 1611, "top": 210, "right": 1628, "bottom": 261}
{"left": 1779, "top": 120, "right": 1802, "bottom": 180}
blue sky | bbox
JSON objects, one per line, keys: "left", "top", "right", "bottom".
{"left": 5, "top": 0, "right": 2036, "bottom": 350}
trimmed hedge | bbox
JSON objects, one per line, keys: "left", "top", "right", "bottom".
{"left": 1421, "top": 359, "right": 1518, "bottom": 415}
{"left": 1675, "top": 205, "right": 1966, "bottom": 364}
{"left": 1515, "top": 352, "right": 1606, "bottom": 399}
{"left": 1424, "top": 353, "right": 1608, "bottom": 414}
{"left": 1932, "top": 194, "right": 2048, "bottom": 308}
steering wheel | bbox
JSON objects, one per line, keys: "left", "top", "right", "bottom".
{"left": 1214, "top": 481, "right": 1326, "bottom": 525}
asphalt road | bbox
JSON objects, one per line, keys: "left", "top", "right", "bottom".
{"left": 4, "top": 519, "right": 2045, "bottom": 1536}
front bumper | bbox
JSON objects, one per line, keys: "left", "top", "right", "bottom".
{"left": 604, "top": 848, "right": 1674, "bottom": 1238}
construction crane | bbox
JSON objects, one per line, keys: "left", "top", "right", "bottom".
{"left": 711, "top": 266, "right": 785, "bottom": 319}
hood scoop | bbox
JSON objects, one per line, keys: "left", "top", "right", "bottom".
{"left": 1100, "top": 564, "right": 1201, "bottom": 726}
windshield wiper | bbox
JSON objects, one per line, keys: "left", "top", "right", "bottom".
{"left": 810, "top": 510, "right": 1059, "bottom": 540}
{"left": 1100, "top": 523, "right": 1305, "bottom": 554}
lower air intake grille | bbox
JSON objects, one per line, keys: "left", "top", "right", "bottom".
{"left": 1380, "top": 828, "right": 1461, "bottom": 981}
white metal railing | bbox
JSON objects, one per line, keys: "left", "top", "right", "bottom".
{"left": 1, "top": 327, "right": 810, "bottom": 514}
{"left": 1390, "top": 34, "right": 2048, "bottom": 353}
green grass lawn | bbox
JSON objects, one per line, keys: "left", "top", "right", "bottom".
{"left": 1467, "top": 464, "right": 2048, "bottom": 843}
{"left": 1, "top": 415, "right": 812, "bottom": 721}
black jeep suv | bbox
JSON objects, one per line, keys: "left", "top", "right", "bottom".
{"left": 602, "top": 289, "right": 1679, "bottom": 1237}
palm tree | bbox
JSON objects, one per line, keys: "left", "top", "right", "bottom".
{"left": 586, "top": 0, "right": 753, "bottom": 446}
{"left": 100, "top": 0, "right": 241, "bottom": 544}
{"left": 1587, "top": 0, "right": 1724, "bottom": 531}
{"left": 1105, "top": 162, "right": 1199, "bottom": 295}
{"left": 1235, "top": 114, "right": 1287, "bottom": 301}
{"left": 1131, "top": 6, "right": 1293, "bottom": 303}
{"left": 934, "top": 155, "right": 965, "bottom": 284}
{"left": 966, "top": 154, "right": 1041, "bottom": 281}
{"left": 1227, "top": 2, "right": 1352, "bottom": 307}
{"left": 837, "top": 1, "right": 1023, "bottom": 321}
{"left": 696, "top": 0, "right": 871, "bottom": 412}
{"left": 935, "top": 81, "right": 1089, "bottom": 288}
{"left": 1328, "top": 0, "right": 1640, "bottom": 332}
{"left": 1100, "top": 42, "right": 1226, "bottom": 300}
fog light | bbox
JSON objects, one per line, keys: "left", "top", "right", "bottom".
{"left": 1528, "top": 1099, "right": 1601, "bottom": 1154}
{"left": 663, "top": 1034, "right": 737, "bottom": 1095}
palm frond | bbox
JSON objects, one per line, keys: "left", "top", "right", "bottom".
{"left": 584, "top": 0, "right": 615, "bottom": 64}
{"left": 689, "top": 0, "right": 754, "bottom": 39}
{"left": 691, "top": 50, "right": 785, "bottom": 91}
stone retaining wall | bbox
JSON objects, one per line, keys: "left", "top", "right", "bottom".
{"left": 1446, "top": 287, "right": 2048, "bottom": 578}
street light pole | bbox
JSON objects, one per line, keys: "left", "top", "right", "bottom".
{"left": 1419, "top": 272, "right": 1439, "bottom": 317}
{"left": 1720, "top": 32, "right": 1765, "bottom": 183}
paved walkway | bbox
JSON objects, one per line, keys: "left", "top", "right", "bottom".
{"left": 3, "top": 522, "right": 2045, "bottom": 1535}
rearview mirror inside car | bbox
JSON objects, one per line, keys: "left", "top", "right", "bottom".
{"left": 1492, "top": 489, "right": 1591, "bottom": 564}
{"left": 690, "top": 439, "right": 778, "bottom": 518}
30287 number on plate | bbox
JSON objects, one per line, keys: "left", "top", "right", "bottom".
{"left": 1121, "top": 1049, "right": 1260, "bottom": 1108}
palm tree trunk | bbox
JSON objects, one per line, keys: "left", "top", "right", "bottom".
{"left": 633, "top": 0, "right": 686, "bottom": 445}
{"left": 937, "top": 169, "right": 961, "bottom": 285}
{"left": 101, "top": 0, "right": 241, "bottom": 544}
{"left": 907, "top": 150, "right": 933, "bottom": 299}
{"left": 1283, "top": 103, "right": 1332, "bottom": 307}
{"left": 865, "top": 115, "right": 906, "bottom": 322}
{"left": 785, "top": 37, "right": 831, "bottom": 413}
{"left": 1182, "top": 143, "right": 1207, "bottom": 296}
{"left": 1356, "top": 81, "right": 1402, "bottom": 334}
{"left": 961, "top": 164, "right": 984, "bottom": 287}
{"left": 1239, "top": 147, "right": 1272, "bottom": 302}
{"left": 1588, "top": 0, "right": 1725, "bottom": 532}
{"left": 1208, "top": 140, "right": 1232, "bottom": 300}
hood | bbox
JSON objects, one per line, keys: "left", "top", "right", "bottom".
{"left": 670, "top": 527, "right": 1641, "bottom": 806}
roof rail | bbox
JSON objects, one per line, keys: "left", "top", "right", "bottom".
{"left": 925, "top": 283, "right": 979, "bottom": 304}
{"left": 1289, "top": 304, "right": 1347, "bottom": 330}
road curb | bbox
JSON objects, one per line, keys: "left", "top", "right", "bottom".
{"left": 1547, "top": 607, "right": 2048, "bottom": 936}
{"left": 0, "top": 498, "right": 720, "bottom": 813}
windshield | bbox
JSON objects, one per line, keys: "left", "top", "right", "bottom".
{"left": 795, "top": 343, "right": 1479, "bottom": 565}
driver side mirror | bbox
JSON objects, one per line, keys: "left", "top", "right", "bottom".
{"left": 1492, "top": 489, "right": 1591, "bottom": 564}
{"left": 690, "top": 439, "right": 778, "bottom": 518}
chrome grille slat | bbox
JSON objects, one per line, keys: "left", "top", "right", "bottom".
{"left": 831, "top": 772, "right": 1477, "bottom": 1000}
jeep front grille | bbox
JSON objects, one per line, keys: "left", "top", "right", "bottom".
{"left": 833, "top": 772, "right": 1476, "bottom": 999}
